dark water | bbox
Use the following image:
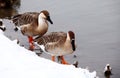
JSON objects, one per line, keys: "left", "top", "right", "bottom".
{"left": 1, "top": 0, "right": 120, "bottom": 78}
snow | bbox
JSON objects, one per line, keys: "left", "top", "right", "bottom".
{"left": 0, "top": 31, "right": 98, "bottom": 78}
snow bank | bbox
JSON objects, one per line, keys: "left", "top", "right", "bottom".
{"left": 0, "top": 32, "right": 98, "bottom": 78}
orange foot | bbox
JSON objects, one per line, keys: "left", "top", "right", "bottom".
{"left": 29, "top": 44, "right": 35, "bottom": 51}
{"left": 52, "top": 56, "right": 55, "bottom": 61}
{"left": 51, "top": 56, "right": 69, "bottom": 65}
{"left": 60, "top": 56, "right": 69, "bottom": 64}
{"left": 28, "top": 36, "right": 35, "bottom": 51}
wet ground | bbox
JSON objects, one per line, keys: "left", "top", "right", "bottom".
{"left": 1, "top": 0, "right": 120, "bottom": 78}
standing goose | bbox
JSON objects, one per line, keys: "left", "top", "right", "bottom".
{"left": 34, "top": 31, "right": 76, "bottom": 64}
{"left": 11, "top": 10, "right": 53, "bottom": 50}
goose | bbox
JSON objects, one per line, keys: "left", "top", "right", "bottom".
{"left": 104, "top": 64, "right": 112, "bottom": 78}
{"left": 34, "top": 31, "right": 76, "bottom": 64}
{"left": 11, "top": 10, "right": 53, "bottom": 50}
{"left": 0, "top": 19, "right": 6, "bottom": 33}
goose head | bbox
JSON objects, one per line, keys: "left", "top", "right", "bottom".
{"left": 68, "top": 31, "right": 76, "bottom": 51}
{"left": 40, "top": 10, "right": 53, "bottom": 24}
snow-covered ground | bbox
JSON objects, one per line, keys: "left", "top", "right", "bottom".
{"left": 0, "top": 31, "right": 98, "bottom": 78}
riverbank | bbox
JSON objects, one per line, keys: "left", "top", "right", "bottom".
{"left": 0, "top": 0, "right": 20, "bottom": 8}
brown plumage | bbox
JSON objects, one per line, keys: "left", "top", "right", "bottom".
{"left": 35, "top": 32, "right": 66, "bottom": 48}
{"left": 12, "top": 12, "right": 39, "bottom": 26}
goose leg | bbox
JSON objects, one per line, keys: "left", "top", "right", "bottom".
{"left": 52, "top": 56, "right": 55, "bottom": 61}
{"left": 28, "top": 36, "right": 34, "bottom": 51}
{"left": 57, "top": 56, "right": 62, "bottom": 63}
{"left": 52, "top": 56, "right": 68, "bottom": 64}
{"left": 60, "top": 56, "right": 69, "bottom": 64}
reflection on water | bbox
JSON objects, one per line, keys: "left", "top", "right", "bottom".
{"left": 0, "top": 0, "right": 21, "bottom": 19}
{"left": 0, "top": 8, "right": 18, "bottom": 19}
{"left": 105, "top": 76, "right": 111, "bottom": 78}
{"left": 12, "top": 0, "right": 21, "bottom": 9}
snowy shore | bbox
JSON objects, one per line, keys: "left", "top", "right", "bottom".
{"left": 0, "top": 32, "right": 98, "bottom": 78}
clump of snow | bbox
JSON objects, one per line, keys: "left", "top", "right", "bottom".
{"left": 0, "top": 32, "right": 98, "bottom": 78}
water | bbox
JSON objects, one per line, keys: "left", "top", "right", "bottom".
{"left": 1, "top": 0, "right": 120, "bottom": 78}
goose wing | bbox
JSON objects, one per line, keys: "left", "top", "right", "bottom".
{"left": 34, "top": 32, "right": 67, "bottom": 47}
{"left": 11, "top": 12, "right": 39, "bottom": 26}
